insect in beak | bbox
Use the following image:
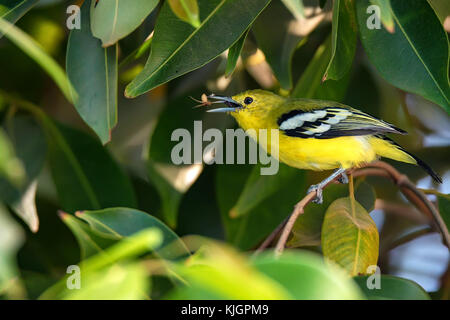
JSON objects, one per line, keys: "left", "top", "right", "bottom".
{"left": 206, "top": 94, "right": 243, "bottom": 113}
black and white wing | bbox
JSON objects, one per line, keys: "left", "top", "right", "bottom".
{"left": 277, "top": 106, "right": 406, "bottom": 139}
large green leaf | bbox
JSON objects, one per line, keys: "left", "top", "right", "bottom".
{"left": 67, "top": 0, "right": 118, "bottom": 144}
{"left": 125, "top": 0, "right": 271, "bottom": 97}
{"left": 323, "top": 0, "right": 357, "bottom": 81}
{"left": 44, "top": 121, "right": 137, "bottom": 213}
{"left": 353, "top": 275, "right": 430, "bottom": 300}
{"left": 370, "top": 0, "right": 394, "bottom": 32}
{"left": 76, "top": 207, "right": 190, "bottom": 259}
{"left": 0, "top": 128, "right": 24, "bottom": 190}
{"left": 292, "top": 36, "right": 351, "bottom": 101}
{"left": 0, "top": 0, "right": 38, "bottom": 38}
{"left": 225, "top": 27, "right": 249, "bottom": 77}
{"left": 91, "top": 0, "right": 159, "bottom": 47}
{"left": 356, "top": 0, "right": 450, "bottom": 112}
{"left": 322, "top": 197, "right": 379, "bottom": 276}
{"left": 252, "top": 251, "right": 364, "bottom": 299}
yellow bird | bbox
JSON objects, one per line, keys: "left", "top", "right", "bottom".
{"left": 207, "top": 89, "right": 442, "bottom": 203}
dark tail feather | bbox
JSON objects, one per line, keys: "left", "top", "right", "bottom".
{"left": 376, "top": 135, "right": 442, "bottom": 183}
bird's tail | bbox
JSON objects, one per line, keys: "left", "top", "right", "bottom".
{"left": 370, "top": 135, "right": 442, "bottom": 183}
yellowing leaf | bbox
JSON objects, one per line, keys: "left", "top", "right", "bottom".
{"left": 322, "top": 197, "right": 379, "bottom": 276}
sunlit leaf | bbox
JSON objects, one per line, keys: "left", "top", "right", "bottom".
{"left": 353, "top": 275, "right": 430, "bottom": 300}
{"left": 67, "top": 0, "right": 118, "bottom": 144}
{"left": 253, "top": 250, "right": 364, "bottom": 299}
{"left": 0, "top": 128, "right": 25, "bottom": 188}
{"left": 91, "top": 0, "right": 159, "bottom": 47}
{"left": 125, "top": 0, "right": 271, "bottom": 97}
{"left": 322, "top": 197, "right": 379, "bottom": 276}
{"left": 323, "top": 0, "right": 357, "bottom": 81}
{"left": 225, "top": 28, "right": 249, "bottom": 77}
{"left": 356, "top": 0, "right": 450, "bottom": 112}
{"left": 167, "top": 0, "right": 200, "bottom": 28}
{"left": 370, "top": 0, "right": 394, "bottom": 32}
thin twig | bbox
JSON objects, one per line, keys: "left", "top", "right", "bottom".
{"left": 268, "top": 160, "right": 450, "bottom": 257}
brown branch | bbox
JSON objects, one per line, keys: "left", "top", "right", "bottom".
{"left": 263, "top": 160, "right": 450, "bottom": 257}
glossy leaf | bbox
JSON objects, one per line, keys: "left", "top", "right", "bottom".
{"left": 225, "top": 28, "right": 249, "bottom": 77}
{"left": 281, "top": 0, "right": 304, "bottom": 20}
{"left": 0, "top": 0, "right": 38, "bottom": 38}
{"left": 59, "top": 212, "right": 117, "bottom": 260}
{"left": 427, "top": 0, "right": 450, "bottom": 23}
{"left": 125, "top": 0, "right": 271, "bottom": 97}
{"left": 167, "top": 0, "right": 200, "bottom": 28}
{"left": 353, "top": 275, "right": 430, "bottom": 300}
{"left": 91, "top": 0, "right": 159, "bottom": 47}
{"left": 356, "top": 0, "right": 450, "bottom": 112}
{"left": 76, "top": 207, "right": 190, "bottom": 259}
{"left": 0, "top": 17, "right": 73, "bottom": 102}
{"left": 323, "top": 0, "right": 357, "bottom": 81}
{"left": 370, "top": 0, "right": 394, "bottom": 32}
{"left": 292, "top": 36, "right": 351, "bottom": 101}
{"left": 67, "top": 0, "right": 118, "bottom": 144}
{"left": 322, "top": 197, "right": 379, "bottom": 276}
{"left": 44, "top": 121, "right": 137, "bottom": 213}
{"left": 253, "top": 251, "right": 364, "bottom": 299}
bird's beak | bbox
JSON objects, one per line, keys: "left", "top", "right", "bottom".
{"left": 206, "top": 94, "right": 242, "bottom": 113}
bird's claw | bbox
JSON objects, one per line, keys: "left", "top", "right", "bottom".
{"left": 337, "top": 172, "right": 348, "bottom": 184}
{"left": 307, "top": 184, "right": 323, "bottom": 204}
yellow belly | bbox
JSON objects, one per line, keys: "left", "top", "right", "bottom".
{"left": 264, "top": 134, "right": 378, "bottom": 171}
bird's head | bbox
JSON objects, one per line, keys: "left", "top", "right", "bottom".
{"left": 206, "top": 89, "right": 285, "bottom": 120}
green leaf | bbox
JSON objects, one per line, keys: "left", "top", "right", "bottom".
{"left": 76, "top": 207, "right": 190, "bottom": 260}
{"left": 323, "top": 0, "right": 357, "bottom": 81}
{"left": 356, "top": 0, "right": 450, "bottom": 112}
{"left": 0, "top": 17, "right": 73, "bottom": 102}
{"left": 354, "top": 180, "right": 376, "bottom": 212}
{"left": 63, "top": 262, "right": 149, "bottom": 300}
{"left": 353, "top": 275, "right": 430, "bottom": 300}
{"left": 67, "top": 0, "right": 118, "bottom": 144}
{"left": 125, "top": 0, "right": 271, "bottom": 97}
{"left": 91, "top": 0, "right": 159, "bottom": 47}
{"left": 0, "top": 204, "right": 24, "bottom": 296}
{"left": 0, "top": 0, "right": 38, "bottom": 38}
{"left": 292, "top": 36, "right": 351, "bottom": 101}
{"left": 437, "top": 193, "right": 450, "bottom": 231}
{"left": 280, "top": 0, "right": 304, "bottom": 20}
{"left": 167, "top": 0, "right": 201, "bottom": 28}
{"left": 0, "top": 128, "right": 25, "bottom": 188}
{"left": 0, "top": 115, "right": 46, "bottom": 232}
{"left": 253, "top": 1, "right": 307, "bottom": 90}
{"left": 59, "top": 212, "right": 118, "bottom": 260}
{"left": 322, "top": 197, "right": 379, "bottom": 276}
{"left": 252, "top": 251, "right": 364, "bottom": 299}
{"left": 44, "top": 121, "right": 137, "bottom": 213}
{"left": 39, "top": 228, "right": 162, "bottom": 299}
{"left": 427, "top": 0, "right": 450, "bottom": 23}
{"left": 225, "top": 27, "right": 249, "bottom": 77}
{"left": 370, "top": 0, "right": 394, "bottom": 32}
{"left": 216, "top": 163, "right": 307, "bottom": 250}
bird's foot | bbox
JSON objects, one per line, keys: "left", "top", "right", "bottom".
{"left": 307, "top": 184, "right": 323, "bottom": 204}
{"left": 337, "top": 171, "right": 349, "bottom": 184}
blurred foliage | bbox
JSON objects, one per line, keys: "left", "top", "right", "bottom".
{"left": 0, "top": 0, "right": 448, "bottom": 300}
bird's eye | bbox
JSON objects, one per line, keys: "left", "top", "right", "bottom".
{"left": 244, "top": 97, "right": 253, "bottom": 105}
